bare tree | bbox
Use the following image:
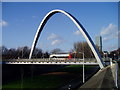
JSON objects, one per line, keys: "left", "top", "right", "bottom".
{"left": 1, "top": 46, "right": 45, "bottom": 59}
{"left": 51, "top": 48, "right": 62, "bottom": 54}
{"left": 33, "top": 48, "right": 43, "bottom": 58}
{"left": 1, "top": 46, "right": 9, "bottom": 59}
{"left": 16, "top": 46, "right": 30, "bottom": 59}
{"left": 7, "top": 48, "right": 17, "bottom": 59}
{"left": 44, "top": 51, "right": 49, "bottom": 58}
{"left": 73, "top": 41, "right": 94, "bottom": 58}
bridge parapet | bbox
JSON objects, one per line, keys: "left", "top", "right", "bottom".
{"left": 78, "top": 62, "right": 118, "bottom": 89}
{"left": 2, "top": 58, "right": 98, "bottom": 65}
{"left": 2, "top": 58, "right": 97, "bottom": 62}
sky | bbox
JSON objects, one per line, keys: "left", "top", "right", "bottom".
{"left": 2, "top": 0, "right": 120, "bottom": 2}
{"left": 1, "top": 2, "right": 118, "bottom": 52}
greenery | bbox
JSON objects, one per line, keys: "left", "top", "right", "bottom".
{"left": 2, "top": 65, "right": 96, "bottom": 89}
{"left": 56, "top": 65, "right": 96, "bottom": 73}
{"left": 1, "top": 43, "right": 120, "bottom": 60}
{"left": 3, "top": 75, "right": 69, "bottom": 88}
{"left": 73, "top": 41, "right": 94, "bottom": 58}
{"left": 1, "top": 46, "right": 49, "bottom": 59}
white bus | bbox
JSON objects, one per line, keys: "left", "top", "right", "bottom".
{"left": 49, "top": 53, "right": 72, "bottom": 59}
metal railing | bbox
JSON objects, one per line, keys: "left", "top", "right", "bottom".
{"left": 2, "top": 58, "right": 97, "bottom": 62}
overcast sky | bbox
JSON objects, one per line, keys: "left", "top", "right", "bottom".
{"left": 2, "top": 2, "right": 118, "bottom": 52}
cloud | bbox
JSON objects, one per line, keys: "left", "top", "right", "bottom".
{"left": 0, "top": 20, "right": 8, "bottom": 27}
{"left": 100, "top": 23, "right": 116, "bottom": 36}
{"left": 47, "top": 33, "right": 64, "bottom": 46}
{"left": 74, "top": 30, "right": 81, "bottom": 35}
{"left": 103, "top": 37, "right": 110, "bottom": 41}
{"left": 106, "top": 44, "right": 118, "bottom": 51}
{"left": 47, "top": 33, "right": 58, "bottom": 40}
{"left": 100, "top": 23, "right": 118, "bottom": 41}
{"left": 51, "top": 39, "right": 63, "bottom": 46}
{"left": 32, "top": 16, "right": 36, "bottom": 18}
{"left": 102, "top": 33, "right": 117, "bottom": 41}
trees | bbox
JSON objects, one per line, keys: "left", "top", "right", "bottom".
{"left": 73, "top": 41, "right": 94, "bottom": 58}
{"left": 32, "top": 48, "right": 43, "bottom": 58}
{"left": 50, "top": 48, "right": 62, "bottom": 54}
{"left": 1, "top": 46, "right": 8, "bottom": 59}
{"left": 1, "top": 46, "right": 8, "bottom": 55}
{"left": 109, "top": 48, "right": 120, "bottom": 60}
{"left": 7, "top": 48, "right": 17, "bottom": 59}
{"left": 44, "top": 52, "right": 49, "bottom": 58}
{"left": 1, "top": 46, "right": 30, "bottom": 59}
{"left": 16, "top": 46, "right": 30, "bottom": 59}
{"left": 1, "top": 46, "right": 47, "bottom": 59}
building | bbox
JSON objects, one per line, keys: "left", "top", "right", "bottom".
{"left": 95, "top": 36, "right": 102, "bottom": 51}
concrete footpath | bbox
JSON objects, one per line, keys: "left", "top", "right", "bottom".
{"left": 78, "top": 63, "right": 118, "bottom": 89}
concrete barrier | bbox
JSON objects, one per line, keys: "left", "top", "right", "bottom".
{"left": 78, "top": 62, "right": 118, "bottom": 89}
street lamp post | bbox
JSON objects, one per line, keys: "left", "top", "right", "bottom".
{"left": 82, "top": 52, "right": 85, "bottom": 83}
{"left": 73, "top": 51, "right": 76, "bottom": 60}
{"left": 78, "top": 52, "right": 85, "bottom": 83}
{"left": 73, "top": 51, "right": 85, "bottom": 83}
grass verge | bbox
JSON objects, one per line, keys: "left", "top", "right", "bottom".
{"left": 2, "top": 65, "right": 97, "bottom": 89}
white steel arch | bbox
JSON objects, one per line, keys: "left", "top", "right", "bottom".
{"left": 29, "top": 9, "right": 104, "bottom": 69}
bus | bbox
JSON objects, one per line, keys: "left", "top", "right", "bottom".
{"left": 49, "top": 53, "right": 72, "bottom": 59}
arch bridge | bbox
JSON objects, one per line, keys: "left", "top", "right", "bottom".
{"left": 3, "top": 9, "right": 105, "bottom": 69}
{"left": 29, "top": 9, "right": 104, "bottom": 69}
{"left": 2, "top": 10, "right": 119, "bottom": 88}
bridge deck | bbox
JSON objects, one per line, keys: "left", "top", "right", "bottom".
{"left": 2, "top": 58, "right": 98, "bottom": 65}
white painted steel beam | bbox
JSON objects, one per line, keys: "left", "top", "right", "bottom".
{"left": 29, "top": 9, "right": 104, "bottom": 69}
{"left": 5, "top": 61, "right": 99, "bottom": 65}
